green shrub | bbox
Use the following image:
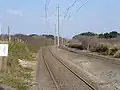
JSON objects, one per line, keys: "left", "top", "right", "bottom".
{"left": 2, "top": 77, "right": 29, "bottom": 90}
{"left": 93, "top": 43, "right": 109, "bottom": 52}
{"left": 89, "top": 44, "right": 97, "bottom": 52}
{"left": 113, "top": 50, "right": 120, "bottom": 58}
{"left": 9, "top": 42, "right": 33, "bottom": 60}
{"left": 108, "top": 44, "right": 120, "bottom": 55}
{"left": 0, "top": 42, "right": 33, "bottom": 90}
{"left": 68, "top": 43, "right": 84, "bottom": 50}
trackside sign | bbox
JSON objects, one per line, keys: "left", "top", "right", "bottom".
{"left": 0, "top": 44, "right": 8, "bottom": 56}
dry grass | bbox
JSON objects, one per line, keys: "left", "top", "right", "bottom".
{"left": 0, "top": 42, "right": 34, "bottom": 90}
{"left": 69, "top": 36, "right": 120, "bottom": 58}
{"left": 12, "top": 34, "right": 54, "bottom": 53}
{"left": 67, "top": 43, "right": 84, "bottom": 50}
{"left": 0, "top": 34, "right": 54, "bottom": 89}
{"left": 113, "top": 50, "right": 120, "bottom": 58}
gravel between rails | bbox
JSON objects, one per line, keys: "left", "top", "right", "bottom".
{"left": 43, "top": 47, "right": 93, "bottom": 90}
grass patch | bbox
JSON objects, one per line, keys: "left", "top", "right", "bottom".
{"left": 113, "top": 50, "right": 120, "bottom": 58}
{"left": 26, "top": 37, "right": 54, "bottom": 53}
{"left": 9, "top": 42, "right": 33, "bottom": 61}
{"left": 67, "top": 42, "right": 120, "bottom": 58}
{"left": 90, "top": 43, "right": 110, "bottom": 55}
{"left": 0, "top": 76, "right": 29, "bottom": 90}
{"left": 0, "top": 42, "right": 34, "bottom": 90}
{"left": 67, "top": 43, "right": 84, "bottom": 50}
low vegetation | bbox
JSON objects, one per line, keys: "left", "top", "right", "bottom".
{"left": 68, "top": 31, "right": 120, "bottom": 58}
{"left": 78, "top": 32, "right": 97, "bottom": 36}
{"left": 108, "top": 44, "right": 120, "bottom": 55}
{"left": 68, "top": 43, "right": 84, "bottom": 50}
{"left": 0, "top": 34, "right": 54, "bottom": 89}
{"left": 13, "top": 34, "right": 54, "bottom": 53}
{"left": 73, "top": 31, "right": 120, "bottom": 39}
{"left": 0, "top": 42, "right": 34, "bottom": 90}
{"left": 113, "top": 50, "right": 120, "bottom": 58}
{"left": 98, "top": 31, "right": 120, "bottom": 39}
{"left": 90, "top": 43, "right": 109, "bottom": 55}
{"left": 67, "top": 42, "right": 120, "bottom": 58}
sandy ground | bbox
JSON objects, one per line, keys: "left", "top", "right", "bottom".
{"left": 51, "top": 46, "right": 120, "bottom": 90}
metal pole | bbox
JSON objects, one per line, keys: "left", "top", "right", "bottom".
{"left": 8, "top": 26, "right": 11, "bottom": 42}
{"left": 1, "top": 26, "right": 2, "bottom": 40}
{"left": 62, "top": 38, "right": 63, "bottom": 45}
{"left": 0, "top": 27, "right": 2, "bottom": 71}
{"left": 54, "top": 24, "right": 57, "bottom": 45}
{"left": 57, "top": 4, "right": 60, "bottom": 47}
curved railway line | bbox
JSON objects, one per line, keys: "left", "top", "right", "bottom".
{"left": 42, "top": 48, "right": 59, "bottom": 90}
{"left": 41, "top": 47, "right": 96, "bottom": 90}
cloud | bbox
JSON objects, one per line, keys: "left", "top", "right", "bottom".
{"left": 7, "top": 9, "right": 22, "bottom": 16}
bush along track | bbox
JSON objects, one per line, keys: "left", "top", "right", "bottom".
{"left": 67, "top": 42, "right": 120, "bottom": 58}
{"left": 0, "top": 42, "right": 36, "bottom": 90}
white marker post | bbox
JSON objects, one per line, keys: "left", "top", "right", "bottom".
{"left": 0, "top": 44, "right": 8, "bottom": 57}
{"left": 0, "top": 44, "right": 8, "bottom": 72}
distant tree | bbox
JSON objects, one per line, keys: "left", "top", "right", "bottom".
{"left": 73, "top": 31, "right": 120, "bottom": 40}
{"left": 98, "top": 31, "right": 120, "bottom": 39}
{"left": 109, "top": 31, "right": 119, "bottom": 38}
{"left": 80, "top": 32, "right": 97, "bottom": 36}
{"left": 14, "top": 34, "right": 27, "bottom": 38}
{"left": 98, "top": 33, "right": 104, "bottom": 38}
{"left": 42, "top": 34, "right": 54, "bottom": 39}
{"left": 104, "top": 33, "right": 110, "bottom": 39}
{"left": 29, "top": 34, "right": 38, "bottom": 37}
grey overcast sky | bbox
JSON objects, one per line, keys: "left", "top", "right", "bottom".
{"left": 0, "top": 0, "right": 120, "bottom": 37}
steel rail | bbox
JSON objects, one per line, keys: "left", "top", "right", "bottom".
{"left": 48, "top": 48, "right": 96, "bottom": 90}
{"left": 42, "top": 48, "right": 60, "bottom": 90}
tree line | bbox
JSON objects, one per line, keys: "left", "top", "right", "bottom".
{"left": 74, "top": 31, "right": 120, "bottom": 39}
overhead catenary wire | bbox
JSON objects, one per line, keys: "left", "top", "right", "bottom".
{"left": 45, "top": 0, "right": 52, "bottom": 18}
{"left": 64, "top": 1, "right": 77, "bottom": 19}
{"left": 44, "top": 0, "right": 59, "bottom": 47}
{"left": 47, "top": 0, "right": 52, "bottom": 7}
{"left": 76, "top": 0, "right": 89, "bottom": 12}
{"left": 44, "top": 0, "right": 89, "bottom": 26}
{"left": 44, "top": 0, "right": 90, "bottom": 46}
{"left": 59, "top": 0, "right": 77, "bottom": 30}
{"left": 66, "top": 0, "right": 89, "bottom": 20}
{"left": 45, "top": 0, "right": 49, "bottom": 18}
{"left": 56, "top": 1, "right": 77, "bottom": 45}
{"left": 44, "top": 0, "right": 54, "bottom": 30}
{"left": 64, "top": 0, "right": 89, "bottom": 19}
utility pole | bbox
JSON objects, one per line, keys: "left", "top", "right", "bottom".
{"left": 1, "top": 27, "right": 3, "bottom": 42}
{"left": 57, "top": 4, "right": 60, "bottom": 47}
{"left": 0, "top": 27, "right": 2, "bottom": 71}
{"left": 54, "top": 24, "right": 57, "bottom": 45}
{"left": 0, "top": 27, "right": 1, "bottom": 33}
{"left": 62, "top": 38, "right": 64, "bottom": 45}
{"left": 8, "top": 26, "right": 11, "bottom": 42}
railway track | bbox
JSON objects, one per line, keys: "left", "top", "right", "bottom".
{"left": 36, "top": 49, "right": 57, "bottom": 90}
{"left": 42, "top": 48, "right": 59, "bottom": 90}
{"left": 41, "top": 47, "right": 96, "bottom": 90}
